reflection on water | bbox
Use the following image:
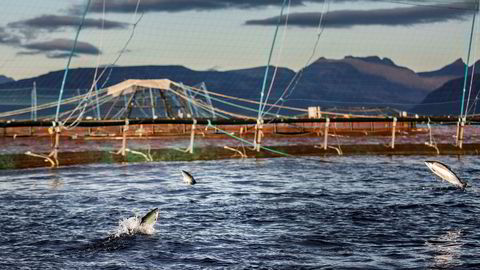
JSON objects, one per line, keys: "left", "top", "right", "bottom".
{"left": 427, "top": 229, "right": 464, "bottom": 269}
{"left": 49, "top": 172, "right": 63, "bottom": 190}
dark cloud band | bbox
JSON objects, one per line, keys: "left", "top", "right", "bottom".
{"left": 20, "top": 38, "right": 101, "bottom": 58}
{"left": 8, "top": 15, "right": 128, "bottom": 31}
{"left": 70, "top": 0, "right": 325, "bottom": 14}
{"left": 245, "top": 3, "right": 473, "bottom": 28}
{"left": 70, "top": 0, "right": 477, "bottom": 14}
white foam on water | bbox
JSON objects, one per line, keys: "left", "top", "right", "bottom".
{"left": 112, "top": 215, "right": 156, "bottom": 237}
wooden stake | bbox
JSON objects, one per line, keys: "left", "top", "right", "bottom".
{"left": 391, "top": 117, "right": 397, "bottom": 149}
{"left": 458, "top": 118, "right": 465, "bottom": 149}
{"left": 324, "top": 118, "right": 330, "bottom": 150}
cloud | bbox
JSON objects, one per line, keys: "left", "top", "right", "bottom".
{"left": 9, "top": 15, "right": 128, "bottom": 31}
{"left": 46, "top": 52, "right": 81, "bottom": 59}
{"left": 19, "top": 38, "right": 101, "bottom": 58}
{"left": 7, "top": 14, "right": 128, "bottom": 40}
{"left": 68, "top": 0, "right": 477, "bottom": 14}
{"left": 0, "top": 27, "right": 21, "bottom": 45}
{"left": 245, "top": 2, "right": 474, "bottom": 28}
{"left": 16, "top": 50, "right": 81, "bottom": 59}
{"left": 69, "top": 0, "right": 325, "bottom": 14}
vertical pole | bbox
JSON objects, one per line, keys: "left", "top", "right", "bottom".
{"left": 188, "top": 119, "right": 196, "bottom": 154}
{"left": 48, "top": 122, "right": 60, "bottom": 167}
{"left": 31, "top": 81, "right": 37, "bottom": 121}
{"left": 427, "top": 119, "right": 433, "bottom": 145}
{"left": 95, "top": 84, "right": 101, "bottom": 120}
{"left": 53, "top": 127, "right": 60, "bottom": 166}
{"left": 324, "top": 118, "right": 330, "bottom": 150}
{"left": 31, "top": 82, "right": 37, "bottom": 137}
{"left": 254, "top": 118, "right": 264, "bottom": 152}
{"left": 254, "top": 123, "right": 258, "bottom": 151}
{"left": 119, "top": 119, "right": 129, "bottom": 157}
{"left": 149, "top": 88, "right": 156, "bottom": 119}
{"left": 459, "top": 118, "right": 465, "bottom": 149}
{"left": 121, "top": 126, "right": 126, "bottom": 156}
{"left": 391, "top": 117, "right": 397, "bottom": 149}
{"left": 455, "top": 117, "right": 461, "bottom": 146}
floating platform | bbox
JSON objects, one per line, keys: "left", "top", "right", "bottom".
{"left": 1, "top": 143, "right": 479, "bottom": 170}
{"left": 0, "top": 116, "right": 421, "bottom": 138}
{"left": 0, "top": 116, "right": 477, "bottom": 170}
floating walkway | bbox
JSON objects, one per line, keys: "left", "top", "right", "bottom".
{"left": 1, "top": 115, "right": 479, "bottom": 170}
{"left": 1, "top": 143, "right": 480, "bottom": 170}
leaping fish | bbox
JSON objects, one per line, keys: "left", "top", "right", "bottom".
{"left": 140, "top": 208, "right": 159, "bottom": 226}
{"left": 424, "top": 160, "right": 467, "bottom": 189}
{"left": 181, "top": 170, "right": 196, "bottom": 185}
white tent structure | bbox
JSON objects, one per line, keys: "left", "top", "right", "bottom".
{"left": 102, "top": 79, "right": 217, "bottom": 120}
{"left": 106, "top": 79, "right": 174, "bottom": 97}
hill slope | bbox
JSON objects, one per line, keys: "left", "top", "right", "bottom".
{"left": 0, "top": 56, "right": 465, "bottom": 117}
{"left": 411, "top": 75, "right": 480, "bottom": 116}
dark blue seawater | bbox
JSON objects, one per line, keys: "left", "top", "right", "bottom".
{"left": 1, "top": 156, "right": 480, "bottom": 269}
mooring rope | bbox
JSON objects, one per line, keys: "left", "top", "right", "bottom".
{"left": 261, "top": 0, "right": 292, "bottom": 116}
{"left": 264, "top": 0, "right": 331, "bottom": 117}
{"left": 167, "top": 87, "right": 251, "bottom": 119}
{"left": 55, "top": 0, "right": 91, "bottom": 122}
{"left": 185, "top": 84, "right": 307, "bottom": 113}
{"left": 206, "top": 120, "right": 294, "bottom": 157}
{"left": 465, "top": 0, "right": 480, "bottom": 118}
{"left": 257, "top": 0, "right": 288, "bottom": 120}
{"left": 460, "top": 3, "right": 478, "bottom": 119}
{"left": 168, "top": 85, "right": 286, "bottom": 119}
{"left": 61, "top": 0, "right": 143, "bottom": 125}
{"left": 92, "top": 0, "right": 107, "bottom": 119}
{"left": 0, "top": 87, "right": 110, "bottom": 119}
{"left": 99, "top": 0, "right": 144, "bottom": 89}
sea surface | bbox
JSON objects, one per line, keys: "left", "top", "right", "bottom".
{"left": 0, "top": 156, "right": 479, "bottom": 269}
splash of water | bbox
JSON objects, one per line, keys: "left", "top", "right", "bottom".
{"left": 112, "top": 215, "right": 156, "bottom": 238}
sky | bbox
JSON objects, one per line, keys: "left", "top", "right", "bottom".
{"left": 0, "top": 0, "right": 478, "bottom": 80}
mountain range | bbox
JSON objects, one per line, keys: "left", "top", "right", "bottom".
{"left": 412, "top": 74, "right": 480, "bottom": 116}
{"left": 0, "top": 56, "right": 477, "bottom": 117}
{"left": 0, "top": 75, "right": 14, "bottom": 84}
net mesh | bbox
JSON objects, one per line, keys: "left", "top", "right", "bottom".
{"left": 0, "top": 0, "right": 478, "bottom": 120}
